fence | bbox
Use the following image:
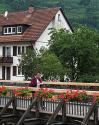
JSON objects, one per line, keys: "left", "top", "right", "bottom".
{"left": 0, "top": 94, "right": 99, "bottom": 121}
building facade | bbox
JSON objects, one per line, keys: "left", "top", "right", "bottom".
{"left": 0, "top": 6, "right": 72, "bottom": 80}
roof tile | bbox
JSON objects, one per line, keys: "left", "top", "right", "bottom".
{"left": 0, "top": 7, "right": 60, "bottom": 43}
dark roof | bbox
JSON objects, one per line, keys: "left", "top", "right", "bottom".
{"left": 0, "top": 7, "right": 72, "bottom": 43}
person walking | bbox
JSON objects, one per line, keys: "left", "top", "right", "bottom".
{"left": 29, "top": 73, "right": 43, "bottom": 87}
{"left": 29, "top": 72, "right": 44, "bottom": 109}
{"left": 36, "top": 73, "right": 43, "bottom": 88}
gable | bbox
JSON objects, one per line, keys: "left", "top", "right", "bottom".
{"left": 0, "top": 7, "right": 73, "bottom": 43}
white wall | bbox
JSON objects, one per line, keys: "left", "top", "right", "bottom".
{"left": 54, "top": 10, "right": 72, "bottom": 32}
{"left": 0, "top": 42, "right": 30, "bottom": 81}
{"left": 34, "top": 21, "right": 53, "bottom": 51}
{"left": 35, "top": 10, "right": 72, "bottom": 52}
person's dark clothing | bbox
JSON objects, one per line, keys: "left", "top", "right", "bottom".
{"left": 29, "top": 76, "right": 42, "bottom": 87}
{"left": 29, "top": 76, "right": 37, "bottom": 87}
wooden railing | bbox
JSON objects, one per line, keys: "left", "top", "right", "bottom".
{"left": 0, "top": 90, "right": 99, "bottom": 115}
{"left": 0, "top": 95, "right": 98, "bottom": 125}
{"left": 0, "top": 80, "right": 99, "bottom": 91}
{"left": 0, "top": 80, "right": 99, "bottom": 124}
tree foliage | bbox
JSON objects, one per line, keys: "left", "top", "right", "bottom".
{"left": 39, "top": 50, "right": 65, "bottom": 80}
{"left": 20, "top": 48, "right": 40, "bottom": 80}
{"left": 49, "top": 26, "right": 99, "bottom": 81}
{"left": 20, "top": 48, "right": 65, "bottom": 81}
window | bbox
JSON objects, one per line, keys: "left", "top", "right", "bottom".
{"left": 13, "top": 46, "right": 17, "bottom": 56}
{"left": 4, "top": 27, "right": 16, "bottom": 34}
{"left": 4, "top": 28, "right": 7, "bottom": 34}
{"left": 6, "top": 47, "right": 11, "bottom": 56}
{"left": 13, "top": 66, "right": 17, "bottom": 76}
{"left": 3, "top": 26, "right": 23, "bottom": 35}
{"left": 3, "top": 46, "right": 5, "bottom": 56}
{"left": 17, "top": 46, "right": 26, "bottom": 55}
{"left": 18, "top": 46, "right": 21, "bottom": 55}
{"left": 22, "top": 46, "right": 24, "bottom": 54}
{"left": 17, "top": 26, "right": 22, "bottom": 33}
{"left": 58, "top": 14, "right": 61, "bottom": 22}
{"left": 18, "top": 66, "right": 22, "bottom": 75}
{"left": 3, "top": 46, "right": 11, "bottom": 57}
{"left": 8, "top": 28, "right": 11, "bottom": 33}
{"left": 12, "top": 27, "right": 16, "bottom": 33}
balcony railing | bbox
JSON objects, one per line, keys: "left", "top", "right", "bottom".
{"left": 0, "top": 56, "right": 13, "bottom": 64}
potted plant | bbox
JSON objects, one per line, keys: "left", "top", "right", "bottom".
{"left": 0, "top": 86, "right": 10, "bottom": 96}
{"left": 34, "top": 88, "right": 54, "bottom": 100}
{"left": 58, "top": 90, "right": 88, "bottom": 102}
{"left": 13, "top": 87, "right": 32, "bottom": 97}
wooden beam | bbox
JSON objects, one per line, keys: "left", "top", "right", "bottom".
{"left": 82, "top": 102, "right": 97, "bottom": 125}
{"left": 0, "top": 97, "right": 14, "bottom": 116}
{"left": 16, "top": 97, "right": 38, "bottom": 125}
{"left": 46, "top": 99, "right": 64, "bottom": 125}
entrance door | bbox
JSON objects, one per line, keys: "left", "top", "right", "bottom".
{"left": 6, "top": 67, "right": 10, "bottom": 80}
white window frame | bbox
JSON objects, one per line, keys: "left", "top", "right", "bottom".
{"left": 17, "top": 26, "right": 22, "bottom": 33}
{"left": 5, "top": 46, "right": 11, "bottom": 57}
{"left": 17, "top": 66, "right": 22, "bottom": 75}
{"left": 17, "top": 66, "right": 24, "bottom": 76}
{"left": 18, "top": 46, "right": 21, "bottom": 55}
{"left": 4, "top": 27, "right": 7, "bottom": 34}
{"left": 17, "top": 46, "right": 25, "bottom": 56}
{"left": 4, "top": 27, "right": 16, "bottom": 34}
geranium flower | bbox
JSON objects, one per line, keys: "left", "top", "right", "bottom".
{"left": 13, "top": 87, "right": 32, "bottom": 97}
{"left": 0, "top": 86, "right": 10, "bottom": 96}
{"left": 34, "top": 88, "right": 54, "bottom": 99}
{"left": 58, "top": 90, "right": 88, "bottom": 102}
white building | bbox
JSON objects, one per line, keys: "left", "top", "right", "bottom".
{"left": 0, "top": 6, "right": 73, "bottom": 80}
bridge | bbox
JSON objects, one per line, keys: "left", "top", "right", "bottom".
{"left": 0, "top": 80, "right": 99, "bottom": 125}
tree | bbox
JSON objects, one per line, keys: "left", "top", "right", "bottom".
{"left": 49, "top": 26, "right": 99, "bottom": 81}
{"left": 39, "top": 50, "right": 65, "bottom": 81}
{"left": 20, "top": 48, "right": 65, "bottom": 81}
{"left": 20, "top": 48, "right": 40, "bottom": 80}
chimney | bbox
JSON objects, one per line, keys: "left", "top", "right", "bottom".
{"left": 4, "top": 11, "right": 8, "bottom": 18}
{"left": 28, "top": 5, "right": 34, "bottom": 14}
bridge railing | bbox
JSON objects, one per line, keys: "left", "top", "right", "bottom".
{"left": 0, "top": 88, "right": 99, "bottom": 121}
{"left": 0, "top": 95, "right": 98, "bottom": 121}
{"left": 0, "top": 80, "right": 99, "bottom": 91}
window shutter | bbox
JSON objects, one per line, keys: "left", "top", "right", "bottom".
{"left": 13, "top": 46, "right": 17, "bottom": 56}
{"left": 13, "top": 66, "right": 17, "bottom": 76}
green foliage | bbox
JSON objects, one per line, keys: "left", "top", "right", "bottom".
{"left": 20, "top": 48, "right": 65, "bottom": 81}
{"left": 0, "top": 0, "right": 99, "bottom": 30}
{"left": 0, "top": 4, "right": 11, "bottom": 13}
{"left": 1, "top": 89, "right": 9, "bottom": 96}
{"left": 40, "top": 50, "right": 65, "bottom": 80}
{"left": 49, "top": 26, "right": 99, "bottom": 81}
{"left": 77, "top": 74, "right": 99, "bottom": 83}
{"left": 20, "top": 48, "right": 40, "bottom": 80}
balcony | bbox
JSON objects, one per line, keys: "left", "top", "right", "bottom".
{"left": 0, "top": 56, "right": 13, "bottom": 64}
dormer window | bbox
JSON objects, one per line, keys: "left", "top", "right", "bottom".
{"left": 17, "top": 26, "right": 22, "bottom": 33}
{"left": 4, "top": 28, "right": 7, "bottom": 34}
{"left": 3, "top": 26, "right": 22, "bottom": 35}
{"left": 4, "top": 27, "right": 16, "bottom": 34}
